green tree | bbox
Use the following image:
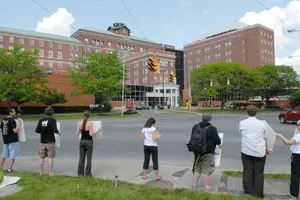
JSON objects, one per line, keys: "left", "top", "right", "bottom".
{"left": 191, "top": 62, "right": 255, "bottom": 108}
{"left": 254, "top": 65, "right": 298, "bottom": 105}
{"left": 290, "top": 90, "right": 300, "bottom": 107}
{"left": 0, "top": 45, "right": 48, "bottom": 106}
{"left": 68, "top": 52, "right": 123, "bottom": 111}
{"left": 38, "top": 87, "right": 67, "bottom": 106}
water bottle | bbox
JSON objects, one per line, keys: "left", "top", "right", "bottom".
{"left": 114, "top": 175, "right": 118, "bottom": 187}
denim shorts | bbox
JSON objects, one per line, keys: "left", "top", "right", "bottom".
{"left": 1, "top": 142, "right": 20, "bottom": 159}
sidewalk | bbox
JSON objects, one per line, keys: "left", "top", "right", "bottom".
{"left": 3, "top": 157, "right": 293, "bottom": 199}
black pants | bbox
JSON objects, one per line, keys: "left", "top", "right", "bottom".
{"left": 143, "top": 145, "right": 158, "bottom": 170}
{"left": 77, "top": 140, "right": 93, "bottom": 177}
{"left": 290, "top": 153, "right": 300, "bottom": 197}
{"left": 241, "top": 153, "right": 266, "bottom": 199}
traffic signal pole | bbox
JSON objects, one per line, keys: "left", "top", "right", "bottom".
{"left": 188, "top": 66, "right": 191, "bottom": 112}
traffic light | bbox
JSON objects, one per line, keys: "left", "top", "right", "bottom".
{"left": 169, "top": 71, "right": 176, "bottom": 83}
{"left": 148, "top": 56, "right": 160, "bottom": 72}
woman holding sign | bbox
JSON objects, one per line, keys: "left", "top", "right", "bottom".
{"left": 77, "top": 110, "right": 100, "bottom": 177}
{"left": 276, "top": 120, "right": 300, "bottom": 199}
{"left": 140, "top": 117, "right": 161, "bottom": 181}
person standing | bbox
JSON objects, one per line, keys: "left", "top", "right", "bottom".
{"left": 0, "top": 108, "right": 21, "bottom": 172}
{"left": 140, "top": 117, "right": 161, "bottom": 181}
{"left": 77, "top": 110, "right": 100, "bottom": 177}
{"left": 239, "top": 105, "right": 272, "bottom": 198}
{"left": 276, "top": 120, "right": 300, "bottom": 199}
{"left": 190, "top": 114, "right": 222, "bottom": 190}
{"left": 35, "top": 106, "right": 61, "bottom": 176}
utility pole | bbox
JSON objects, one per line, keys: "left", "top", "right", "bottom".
{"left": 121, "top": 55, "right": 126, "bottom": 117}
{"left": 162, "top": 69, "right": 166, "bottom": 108}
{"left": 188, "top": 66, "right": 191, "bottom": 112}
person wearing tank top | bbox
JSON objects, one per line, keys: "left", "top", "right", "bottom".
{"left": 140, "top": 117, "right": 161, "bottom": 181}
{"left": 276, "top": 120, "right": 300, "bottom": 199}
{"left": 77, "top": 110, "right": 100, "bottom": 177}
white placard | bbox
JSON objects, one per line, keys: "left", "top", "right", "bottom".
{"left": 15, "top": 118, "right": 26, "bottom": 142}
{"left": 215, "top": 133, "right": 224, "bottom": 167}
{"left": 78, "top": 121, "right": 102, "bottom": 140}
{"left": 261, "top": 120, "right": 276, "bottom": 150}
{"left": 290, "top": 128, "right": 300, "bottom": 152}
{"left": 0, "top": 176, "right": 21, "bottom": 189}
{"left": 55, "top": 122, "right": 61, "bottom": 148}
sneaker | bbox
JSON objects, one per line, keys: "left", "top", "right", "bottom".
{"left": 192, "top": 184, "right": 199, "bottom": 189}
{"left": 287, "top": 194, "right": 297, "bottom": 199}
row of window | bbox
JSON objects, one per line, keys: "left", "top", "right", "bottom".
{"left": 187, "top": 41, "right": 235, "bottom": 57}
{"left": 39, "top": 62, "right": 63, "bottom": 70}
{"left": 261, "top": 39, "right": 273, "bottom": 47}
{"left": 261, "top": 49, "right": 273, "bottom": 55}
{"left": 0, "top": 35, "right": 81, "bottom": 51}
{"left": 261, "top": 31, "right": 273, "bottom": 39}
{"left": 262, "top": 56, "right": 274, "bottom": 63}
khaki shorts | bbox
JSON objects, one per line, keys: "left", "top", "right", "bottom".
{"left": 39, "top": 143, "right": 56, "bottom": 159}
{"left": 193, "top": 153, "right": 215, "bottom": 176}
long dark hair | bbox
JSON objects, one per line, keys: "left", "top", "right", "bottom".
{"left": 81, "top": 110, "right": 91, "bottom": 132}
{"left": 144, "top": 117, "right": 156, "bottom": 128}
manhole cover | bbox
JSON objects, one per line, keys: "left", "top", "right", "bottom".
{"left": 146, "top": 180, "right": 174, "bottom": 188}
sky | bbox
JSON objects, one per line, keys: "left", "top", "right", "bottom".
{"left": 1, "top": 0, "right": 300, "bottom": 72}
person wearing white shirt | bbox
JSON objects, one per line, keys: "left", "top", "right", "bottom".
{"left": 276, "top": 120, "right": 300, "bottom": 199}
{"left": 140, "top": 117, "right": 161, "bottom": 181}
{"left": 239, "top": 105, "right": 272, "bottom": 199}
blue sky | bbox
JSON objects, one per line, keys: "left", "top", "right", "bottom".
{"left": 0, "top": 0, "right": 300, "bottom": 71}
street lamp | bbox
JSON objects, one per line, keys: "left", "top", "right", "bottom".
{"left": 188, "top": 66, "right": 192, "bottom": 112}
{"left": 289, "top": 55, "right": 300, "bottom": 58}
{"left": 287, "top": 29, "right": 300, "bottom": 33}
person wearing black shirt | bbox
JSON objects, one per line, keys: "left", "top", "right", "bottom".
{"left": 35, "top": 106, "right": 61, "bottom": 176}
{"left": 0, "top": 108, "right": 21, "bottom": 172}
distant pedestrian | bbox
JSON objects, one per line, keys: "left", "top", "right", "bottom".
{"left": 276, "top": 120, "right": 300, "bottom": 199}
{"left": 188, "top": 114, "right": 222, "bottom": 190}
{"left": 0, "top": 108, "right": 21, "bottom": 172}
{"left": 140, "top": 117, "right": 161, "bottom": 181}
{"left": 35, "top": 106, "right": 61, "bottom": 176}
{"left": 77, "top": 110, "right": 100, "bottom": 177}
{"left": 239, "top": 105, "right": 272, "bottom": 198}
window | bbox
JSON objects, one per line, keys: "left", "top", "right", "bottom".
{"left": 75, "top": 46, "right": 79, "bottom": 51}
{"left": 0, "top": 44, "right": 3, "bottom": 49}
{"left": 143, "top": 67, "right": 148, "bottom": 75}
{"left": 225, "top": 42, "right": 228, "bottom": 48}
{"left": 70, "top": 54, "right": 73, "bottom": 59}
{"left": 261, "top": 32, "right": 263, "bottom": 36}
{"left": 58, "top": 43, "right": 62, "bottom": 49}
{"left": 264, "top": 32, "right": 266, "bottom": 37}
{"left": 264, "top": 49, "right": 267, "bottom": 54}
{"left": 242, "top": 49, "right": 245, "bottom": 54}
{"left": 228, "top": 42, "right": 232, "bottom": 46}
{"left": 100, "top": 41, "right": 104, "bottom": 48}
{"left": 39, "top": 62, "right": 44, "bottom": 66}
{"left": 134, "top": 79, "right": 139, "bottom": 85}
{"left": 262, "top": 56, "right": 264, "bottom": 61}
{"left": 57, "top": 52, "right": 62, "bottom": 59}
{"left": 108, "top": 42, "right": 112, "bottom": 49}
{"left": 40, "top": 40, "right": 44, "bottom": 47}
{"left": 264, "top": 40, "right": 266, "bottom": 45}
{"left": 49, "top": 63, "right": 53, "bottom": 69}
{"left": 96, "top": 40, "right": 100, "bottom": 46}
{"left": 19, "top": 38, "right": 24, "bottom": 45}
{"left": 140, "top": 47, "right": 143, "bottom": 52}
{"left": 48, "top": 51, "right": 53, "bottom": 58}
{"left": 271, "top": 51, "right": 273, "bottom": 55}
{"left": 92, "top": 39, "right": 96, "bottom": 46}
{"left": 242, "top": 40, "right": 245, "bottom": 45}
{"left": 143, "top": 76, "right": 148, "bottom": 83}
{"left": 261, "top": 39, "right": 263, "bottom": 44}
{"left": 9, "top": 36, "right": 14, "bottom": 43}
{"left": 75, "top": 54, "right": 78, "bottom": 58}
{"left": 70, "top": 45, "right": 73, "bottom": 50}
{"left": 268, "top": 50, "right": 270, "bottom": 54}
{"left": 39, "top": 49, "right": 44, "bottom": 57}
{"left": 0, "top": 35, "right": 3, "bottom": 42}
{"left": 84, "top": 39, "right": 88, "bottom": 45}
{"left": 261, "top": 49, "right": 264, "bottom": 54}
{"left": 30, "top": 39, "right": 34, "bottom": 46}
{"left": 122, "top": 29, "right": 127, "bottom": 35}
{"left": 49, "top": 42, "right": 53, "bottom": 48}
{"left": 57, "top": 63, "right": 62, "bottom": 69}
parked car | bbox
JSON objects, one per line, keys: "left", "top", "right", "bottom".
{"left": 142, "top": 105, "right": 150, "bottom": 110}
{"left": 136, "top": 105, "right": 144, "bottom": 110}
{"left": 278, "top": 107, "right": 300, "bottom": 124}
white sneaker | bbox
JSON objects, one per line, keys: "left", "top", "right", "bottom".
{"left": 287, "top": 194, "right": 297, "bottom": 199}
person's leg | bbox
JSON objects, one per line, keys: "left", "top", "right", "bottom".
{"left": 8, "top": 142, "right": 20, "bottom": 171}
{"left": 0, "top": 158, "right": 5, "bottom": 169}
{"left": 47, "top": 143, "right": 56, "bottom": 176}
{"left": 253, "top": 155, "right": 266, "bottom": 198}
{"left": 151, "top": 146, "right": 160, "bottom": 180}
{"left": 241, "top": 153, "right": 255, "bottom": 195}
{"left": 77, "top": 141, "right": 86, "bottom": 176}
{"left": 192, "top": 153, "right": 202, "bottom": 187}
{"left": 0, "top": 144, "right": 9, "bottom": 169}
{"left": 85, "top": 141, "right": 93, "bottom": 177}
{"left": 290, "top": 154, "right": 300, "bottom": 198}
{"left": 202, "top": 154, "right": 215, "bottom": 189}
{"left": 143, "top": 146, "right": 151, "bottom": 179}
{"left": 39, "top": 143, "right": 47, "bottom": 175}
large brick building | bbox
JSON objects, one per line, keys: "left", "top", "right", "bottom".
{"left": 0, "top": 23, "right": 180, "bottom": 107}
{"left": 183, "top": 22, "right": 275, "bottom": 103}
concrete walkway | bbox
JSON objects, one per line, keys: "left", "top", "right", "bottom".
{"left": 2, "top": 157, "right": 294, "bottom": 199}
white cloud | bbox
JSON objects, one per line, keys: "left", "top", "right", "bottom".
{"left": 239, "top": 0, "right": 300, "bottom": 73}
{"left": 276, "top": 48, "right": 300, "bottom": 73}
{"left": 35, "top": 8, "right": 75, "bottom": 36}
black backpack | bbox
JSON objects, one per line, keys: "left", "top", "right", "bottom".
{"left": 187, "top": 124, "right": 210, "bottom": 154}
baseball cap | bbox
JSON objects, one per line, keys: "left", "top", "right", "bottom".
{"left": 297, "top": 120, "right": 300, "bottom": 126}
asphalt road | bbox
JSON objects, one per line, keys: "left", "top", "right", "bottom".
{"left": 0, "top": 110, "right": 295, "bottom": 173}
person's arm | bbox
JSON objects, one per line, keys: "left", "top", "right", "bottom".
{"left": 77, "top": 121, "right": 81, "bottom": 135}
{"left": 211, "top": 126, "right": 221, "bottom": 145}
{"left": 152, "top": 131, "right": 161, "bottom": 141}
{"left": 12, "top": 118, "right": 21, "bottom": 133}
{"left": 263, "top": 128, "right": 272, "bottom": 154}
{"left": 140, "top": 132, "right": 145, "bottom": 140}
{"left": 276, "top": 133, "right": 297, "bottom": 145}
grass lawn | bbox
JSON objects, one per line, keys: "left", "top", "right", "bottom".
{"left": 222, "top": 170, "right": 290, "bottom": 180}
{"left": 1, "top": 172, "right": 259, "bottom": 200}
{"left": 19, "top": 112, "right": 141, "bottom": 122}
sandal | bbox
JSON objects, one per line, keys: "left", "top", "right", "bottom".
{"left": 155, "top": 176, "right": 161, "bottom": 181}
{"left": 142, "top": 176, "right": 147, "bottom": 180}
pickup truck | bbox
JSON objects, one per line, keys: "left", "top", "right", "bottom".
{"left": 278, "top": 107, "right": 300, "bottom": 124}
